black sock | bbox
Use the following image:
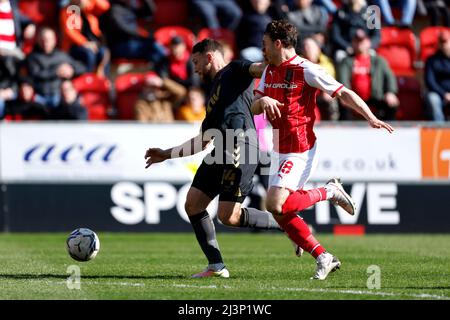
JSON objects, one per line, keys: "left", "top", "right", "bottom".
{"left": 188, "top": 210, "right": 224, "bottom": 265}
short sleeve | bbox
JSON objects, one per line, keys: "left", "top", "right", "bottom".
{"left": 230, "top": 60, "right": 253, "bottom": 80}
{"left": 303, "top": 61, "right": 344, "bottom": 97}
{"left": 253, "top": 66, "right": 268, "bottom": 97}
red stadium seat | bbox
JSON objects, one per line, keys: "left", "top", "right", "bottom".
{"left": 377, "top": 27, "right": 417, "bottom": 76}
{"left": 154, "top": 26, "right": 195, "bottom": 52}
{"left": 72, "top": 74, "right": 111, "bottom": 121}
{"left": 332, "top": 0, "right": 343, "bottom": 9}
{"left": 18, "top": 0, "right": 58, "bottom": 27}
{"left": 420, "top": 26, "right": 450, "bottom": 62}
{"left": 395, "top": 76, "right": 424, "bottom": 120}
{"left": 3, "top": 114, "right": 21, "bottom": 122}
{"left": 115, "top": 73, "right": 143, "bottom": 120}
{"left": 115, "top": 72, "right": 157, "bottom": 120}
{"left": 153, "top": 0, "right": 189, "bottom": 28}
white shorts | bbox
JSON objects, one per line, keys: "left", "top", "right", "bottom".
{"left": 268, "top": 143, "right": 318, "bottom": 191}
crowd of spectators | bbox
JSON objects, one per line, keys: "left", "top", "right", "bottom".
{"left": 0, "top": 0, "right": 449, "bottom": 122}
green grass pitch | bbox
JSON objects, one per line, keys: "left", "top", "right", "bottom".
{"left": 0, "top": 233, "right": 449, "bottom": 300}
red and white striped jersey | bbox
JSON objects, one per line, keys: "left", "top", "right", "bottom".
{"left": 254, "top": 55, "right": 344, "bottom": 153}
{"left": 0, "top": 1, "right": 16, "bottom": 51}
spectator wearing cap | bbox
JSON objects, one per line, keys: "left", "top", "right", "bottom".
{"left": 159, "top": 36, "right": 198, "bottom": 88}
{"left": 337, "top": 28, "right": 399, "bottom": 120}
{"left": 134, "top": 73, "right": 187, "bottom": 122}
{"left": 424, "top": 31, "right": 450, "bottom": 121}
{"left": 330, "top": 0, "right": 381, "bottom": 63}
{"left": 60, "top": 0, "right": 111, "bottom": 77}
{"left": 26, "top": 27, "right": 86, "bottom": 109}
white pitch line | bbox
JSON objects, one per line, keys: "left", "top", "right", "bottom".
{"left": 23, "top": 279, "right": 146, "bottom": 287}
{"left": 170, "top": 283, "right": 449, "bottom": 300}
{"left": 173, "top": 284, "right": 219, "bottom": 289}
{"left": 17, "top": 279, "right": 450, "bottom": 300}
{"left": 273, "top": 286, "right": 449, "bottom": 300}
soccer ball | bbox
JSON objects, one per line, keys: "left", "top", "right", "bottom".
{"left": 66, "top": 228, "right": 100, "bottom": 262}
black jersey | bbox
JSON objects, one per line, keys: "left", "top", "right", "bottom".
{"left": 201, "top": 60, "right": 257, "bottom": 147}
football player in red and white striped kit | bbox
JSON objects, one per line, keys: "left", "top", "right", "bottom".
{"left": 252, "top": 20, "right": 394, "bottom": 280}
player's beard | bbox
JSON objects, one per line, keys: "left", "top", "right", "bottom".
{"left": 201, "top": 69, "right": 214, "bottom": 84}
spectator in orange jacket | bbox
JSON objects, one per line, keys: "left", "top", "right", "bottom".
{"left": 60, "top": 0, "right": 110, "bottom": 77}
{"left": 176, "top": 87, "right": 206, "bottom": 122}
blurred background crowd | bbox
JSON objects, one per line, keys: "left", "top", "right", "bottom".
{"left": 0, "top": 0, "right": 449, "bottom": 122}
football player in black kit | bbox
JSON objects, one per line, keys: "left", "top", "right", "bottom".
{"left": 144, "top": 39, "right": 290, "bottom": 278}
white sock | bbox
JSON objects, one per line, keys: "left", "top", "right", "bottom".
{"left": 324, "top": 185, "right": 335, "bottom": 200}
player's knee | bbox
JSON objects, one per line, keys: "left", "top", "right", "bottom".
{"left": 217, "top": 210, "right": 240, "bottom": 226}
{"left": 266, "top": 200, "right": 283, "bottom": 216}
{"left": 185, "top": 201, "right": 201, "bottom": 216}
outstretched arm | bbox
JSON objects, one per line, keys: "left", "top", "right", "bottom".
{"left": 145, "top": 133, "right": 211, "bottom": 168}
{"left": 336, "top": 87, "right": 394, "bottom": 133}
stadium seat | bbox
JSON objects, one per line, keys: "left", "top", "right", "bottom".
{"left": 153, "top": 0, "right": 189, "bottom": 28}
{"left": 115, "top": 74, "right": 141, "bottom": 120}
{"left": 377, "top": 27, "right": 417, "bottom": 76}
{"left": 18, "top": 0, "right": 58, "bottom": 27}
{"left": 3, "top": 114, "right": 22, "bottom": 122}
{"left": 395, "top": 76, "right": 424, "bottom": 120}
{"left": 72, "top": 74, "right": 111, "bottom": 121}
{"left": 197, "top": 28, "right": 238, "bottom": 54}
{"left": 114, "top": 72, "right": 155, "bottom": 120}
{"left": 111, "top": 58, "right": 150, "bottom": 76}
{"left": 420, "top": 26, "right": 450, "bottom": 62}
{"left": 333, "top": 0, "right": 342, "bottom": 6}
{"left": 154, "top": 26, "right": 196, "bottom": 52}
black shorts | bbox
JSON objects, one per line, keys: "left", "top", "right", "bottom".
{"left": 191, "top": 143, "right": 259, "bottom": 203}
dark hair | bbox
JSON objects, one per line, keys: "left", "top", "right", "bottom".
{"left": 264, "top": 20, "right": 298, "bottom": 49}
{"left": 192, "top": 38, "right": 224, "bottom": 56}
{"left": 18, "top": 75, "right": 34, "bottom": 86}
{"left": 37, "top": 26, "right": 56, "bottom": 37}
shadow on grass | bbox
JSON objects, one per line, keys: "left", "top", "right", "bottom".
{"left": 0, "top": 274, "right": 186, "bottom": 280}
